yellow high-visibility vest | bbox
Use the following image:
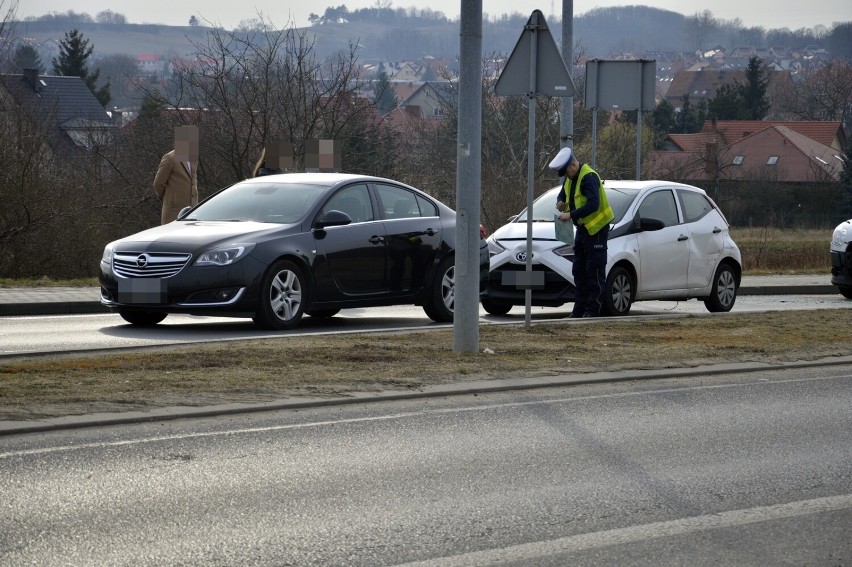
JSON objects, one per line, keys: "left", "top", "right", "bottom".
{"left": 564, "top": 164, "right": 615, "bottom": 235}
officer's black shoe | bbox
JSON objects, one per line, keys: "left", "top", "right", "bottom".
{"left": 582, "top": 312, "right": 597, "bottom": 318}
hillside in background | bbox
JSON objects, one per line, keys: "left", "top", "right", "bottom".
{"left": 13, "top": 7, "right": 850, "bottom": 65}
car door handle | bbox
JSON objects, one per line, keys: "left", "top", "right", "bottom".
{"left": 678, "top": 235, "right": 688, "bottom": 241}
{"left": 713, "top": 227, "right": 722, "bottom": 233}
{"left": 425, "top": 228, "right": 437, "bottom": 236}
{"left": 369, "top": 235, "right": 384, "bottom": 244}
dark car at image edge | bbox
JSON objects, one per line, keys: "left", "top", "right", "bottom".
{"left": 99, "top": 173, "right": 489, "bottom": 329}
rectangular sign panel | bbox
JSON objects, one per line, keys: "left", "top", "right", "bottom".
{"left": 584, "top": 59, "right": 656, "bottom": 110}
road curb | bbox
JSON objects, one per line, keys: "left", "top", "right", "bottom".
{"left": 2, "top": 355, "right": 850, "bottom": 436}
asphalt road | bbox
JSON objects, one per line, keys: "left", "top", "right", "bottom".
{"left": 2, "top": 293, "right": 850, "bottom": 358}
{"left": 2, "top": 366, "right": 850, "bottom": 566}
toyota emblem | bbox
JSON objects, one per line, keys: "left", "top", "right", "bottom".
{"left": 136, "top": 254, "right": 149, "bottom": 268}
{"left": 515, "top": 251, "right": 531, "bottom": 262}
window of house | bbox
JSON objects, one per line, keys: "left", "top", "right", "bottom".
{"left": 767, "top": 156, "right": 779, "bottom": 165}
{"left": 732, "top": 155, "right": 744, "bottom": 165}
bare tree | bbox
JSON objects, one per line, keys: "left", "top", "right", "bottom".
{"left": 0, "top": 0, "right": 19, "bottom": 66}
{"left": 684, "top": 10, "right": 717, "bottom": 53}
{"left": 139, "top": 17, "right": 372, "bottom": 192}
{"left": 778, "top": 59, "right": 852, "bottom": 133}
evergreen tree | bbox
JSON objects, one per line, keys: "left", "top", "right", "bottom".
{"left": 708, "top": 83, "right": 743, "bottom": 120}
{"left": 11, "top": 44, "right": 45, "bottom": 73}
{"left": 52, "top": 29, "right": 111, "bottom": 107}
{"left": 372, "top": 68, "right": 398, "bottom": 116}
{"left": 741, "top": 56, "right": 770, "bottom": 120}
{"left": 650, "top": 98, "right": 676, "bottom": 148}
{"left": 675, "top": 95, "right": 705, "bottom": 134}
{"left": 708, "top": 56, "right": 770, "bottom": 121}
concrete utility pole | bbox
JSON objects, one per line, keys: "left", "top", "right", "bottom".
{"left": 561, "top": 0, "right": 574, "bottom": 151}
{"left": 453, "top": 0, "right": 483, "bottom": 353}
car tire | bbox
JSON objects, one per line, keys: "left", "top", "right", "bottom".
{"left": 307, "top": 308, "right": 340, "bottom": 318}
{"left": 703, "top": 262, "right": 738, "bottom": 312}
{"left": 423, "top": 256, "right": 455, "bottom": 323}
{"left": 119, "top": 310, "right": 167, "bottom": 327}
{"left": 839, "top": 286, "right": 852, "bottom": 300}
{"left": 602, "top": 265, "right": 633, "bottom": 316}
{"left": 481, "top": 296, "right": 512, "bottom": 316}
{"left": 253, "top": 259, "right": 307, "bottom": 330}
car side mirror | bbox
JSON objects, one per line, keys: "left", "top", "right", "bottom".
{"left": 315, "top": 210, "right": 352, "bottom": 230}
{"left": 638, "top": 217, "right": 665, "bottom": 231}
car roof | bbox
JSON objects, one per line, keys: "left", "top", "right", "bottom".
{"left": 604, "top": 179, "right": 704, "bottom": 192}
{"left": 242, "top": 172, "right": 386, "bottom": 185}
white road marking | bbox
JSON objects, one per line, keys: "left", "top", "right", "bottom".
{"left": 397, "top": 493, "right": 852, "bottom": 566}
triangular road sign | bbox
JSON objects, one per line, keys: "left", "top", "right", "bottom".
{"left": 495, "top": 10, "right": 575, "bottom": 97}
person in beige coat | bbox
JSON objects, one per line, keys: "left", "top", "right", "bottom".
{"left": 154, "top": 126, "right": 199, "bottom": 224}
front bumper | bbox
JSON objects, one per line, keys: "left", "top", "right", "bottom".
{"left": 483, "top": 263, "right": 575, "bottom": 307}
{"left": 99, "top": 256, "right": 265, "bottom": 317}
{"left": 830, "top": 243, "right": 852, "bottom": 288}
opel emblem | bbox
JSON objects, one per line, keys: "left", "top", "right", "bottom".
{"left": 136, "top": 254, "right": 149, "bottom": 268}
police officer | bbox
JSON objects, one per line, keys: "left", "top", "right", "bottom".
{"left": 549, "top": 147, "right": 615, "bottom": 318}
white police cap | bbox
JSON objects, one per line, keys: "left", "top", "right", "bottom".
{"left": 548, "top": 147, "right": 573, "bottom": 170}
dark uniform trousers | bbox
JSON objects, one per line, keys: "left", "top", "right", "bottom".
{"left": 571, "top": 224, "right": 610, "bottom": 317}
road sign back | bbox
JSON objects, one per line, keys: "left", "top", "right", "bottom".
{"left": 494, "top": 10, "right": 575, "bottom": 97}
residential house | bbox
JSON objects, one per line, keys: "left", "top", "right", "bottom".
{"left": 392, "top": 62, "right": 423, "bottom": 82}
{"left": 649, "top": 120, "right": 845, "bottom": 184}
{"left": 0, "top": 69, "right": 115, "bottom": 157}
{"left": 396, "top": 81, "right": 455, "bottom": 119}
{"left": 136, "top": 53, "right": 167, "bottom": 76}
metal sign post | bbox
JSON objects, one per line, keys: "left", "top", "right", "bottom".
{"left": 495, "top": 10, "right": 575, "bottom": 326}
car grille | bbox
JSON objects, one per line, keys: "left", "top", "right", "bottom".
{"left": 113, "top": 252, "right": 191, "bottom": 278}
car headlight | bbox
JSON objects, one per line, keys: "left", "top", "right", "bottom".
{"left": 100, "top": 242, "right": 115, "bottom": 265}
{"left": 487, "top": 237, "right": 506, "bottom": 256}
{"left": 553, "top": 244, "right": 575, "bottom": 259}
{"left": 195, "top": 243, "right": 255, "bottom": 266}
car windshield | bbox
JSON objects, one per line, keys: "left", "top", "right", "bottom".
{"left": 515, "top": 185, "right": 640, "bottom": 224}
{"left": 184, "top": 181, "right": 326, "bottom": 223}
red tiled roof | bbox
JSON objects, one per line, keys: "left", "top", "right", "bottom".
{"left": 701, "top": 120, "right": 844, "bottom": 150}
{"left": 650, "top": 123, "right": 843, "bottom": 183}
{"left": 391, "top": 82, "right": 422, "bottom": 104}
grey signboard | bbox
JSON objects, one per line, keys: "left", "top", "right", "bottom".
{"left": 584, "top": 59, "right": 656, "bottom": 111}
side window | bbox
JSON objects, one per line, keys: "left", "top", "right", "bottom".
{"left": 322, "top": 184, "right": 373, "bottom": 223}
{"left": 375, "top": 184, "right": 421, "bottom": 220}
{"left": 638, "top": 190, "right": 679, "bottom": 226}
{"left": 416, "top": 194, "right": 438, "bottom": 217}
{"left": 678, "top": 190, "right": 714, "bottom": 223}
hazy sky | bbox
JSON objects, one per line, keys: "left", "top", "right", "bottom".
{"left": 19, "top": 0, "right": 849, "bottom": 31}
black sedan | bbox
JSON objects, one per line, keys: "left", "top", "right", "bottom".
{"left": 100, "top": 173, "right": 489, "bottom": 329}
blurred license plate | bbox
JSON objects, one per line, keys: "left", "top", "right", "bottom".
{"left": 118, "top": 279, "right": 167, "bottom": 304}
